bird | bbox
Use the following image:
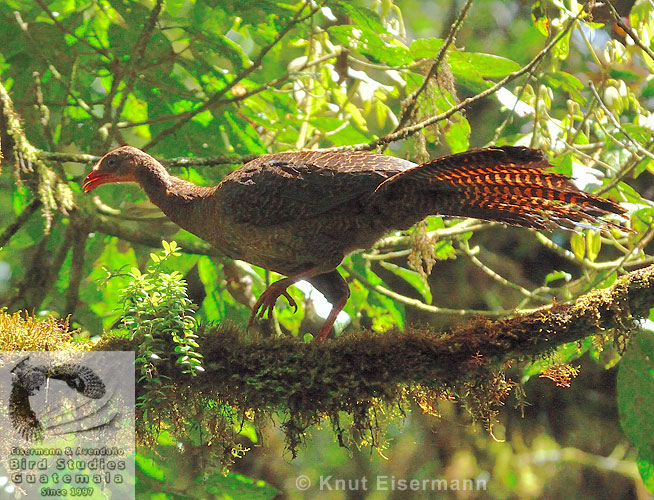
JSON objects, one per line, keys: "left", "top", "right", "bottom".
{"left": 9, "top": 357, "right": 106, "bottom": 441}
{"left": 83, "top": 145, "right": 628, "bottom": 343}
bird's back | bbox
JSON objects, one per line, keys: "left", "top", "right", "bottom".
{"left": 203, "top": 147, "right": 626, "bottom": 275}
{"left": 208, "top": 150, "right": 416, "bottom": 274}
{"left": 217, "top": 150, "right": 417, "bottom": 226}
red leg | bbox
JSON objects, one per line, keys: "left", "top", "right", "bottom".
{"left": 314, "top": 296, "right": 348, "bottom": 344}
{"left": 307, "top": 271, "right": 350, "bottom": 344}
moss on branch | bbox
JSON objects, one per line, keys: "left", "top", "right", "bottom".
{"left": 1, "top": 245, "right": 651, "bottom": 467}
{"left": 99, "top": 264, "right": 653, "bottom": 393}
{"left": 91, "top": 264, "right": 654, "bottom": 460}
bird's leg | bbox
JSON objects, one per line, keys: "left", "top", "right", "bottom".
{"left": 248, "top": 267, "right": 320, "bottom": 329}
{"left": 314, "top": 296, "right": 348, "bottom": 344}
{"left": 306, "top": 270, "right": 350, "bottom": 344}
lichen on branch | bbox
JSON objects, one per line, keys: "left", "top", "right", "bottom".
{"left": 0, "top": 80, "right": 73, "bottom": 230}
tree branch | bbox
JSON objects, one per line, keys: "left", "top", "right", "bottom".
{"left": 387, "top": 0, "right": 473, "bottom": 141}
{"left": 98, "top": 263, "right": 654, "bottom": 410}
{"left": 345, "top": 5, "right": 584, "bottom": 152}
{"left": 0, "top": 198, "right": 41, "bottom": 248}
{"left": 144, "top": 1, "right": 323, "bottom": 150}
{"left": 84, "top": 207, "right": 222, "bottom": 257}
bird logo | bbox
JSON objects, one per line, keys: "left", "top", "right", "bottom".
{"left": 9, "top": 357, "right": 106, "bottom": 441}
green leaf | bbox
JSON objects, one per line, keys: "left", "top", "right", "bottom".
{"left": 328, "top": 25, "right": 412, "bottom": 66}
{"left": 545, "top": 71, "right": 585, "bottom": 97}
{"left": 355, "top": 262, "right": 405, "bottom": 330}
{"left": 449, "top": 52, "right": 520, "bottom": 79}
{"left": 165, "top": 0, "right": 186, "bottom": 16}
{"left": 523, "top": 336, "right": 594, "bottom": 380}
{"left": 618, "top": 329, "right": 654, "bottom": 477}
{"left": 197, "top": 256, "right": 224, "bottom": 321}
{"left": 236, "top": 420, "right": 258, "bottom": 444}
{"left": 379, "top": 261, "right": 432, "bottom": 303}
{"left": 638, "top": 457, "right": 654, "bottom": 494}
{"left": 135, "top": 453, "right": 166, "bottom": 481}
{"left": 410, "top": 38, "right": 445, "bottom": 59}
{"left": 570, "top": 232, "right": 585, "bottom": 260}
{"left": 443, "top": 113, "right": 470, "bottom": 153}
{"left": 597, "top": 271, "right": 618, "bottom": 289}
{"left": 586, "top": 230, "right": 601, "bottom": 262}
{"left": 552, "top": 29, "right": 571, "bottom": 60}
{"left": 334, "top": 3, "right": 387, "bottom": 34}
{"left": 544, "top": 270, "right": 572, "bottom": 284}
{"left": 633, "top": 207, "right": 654, "bottom": 234}
{"left": 375, "top": 100, "right": 390, "bottom": 128}
{"left": 223, "top": 111, "right": 268, "bottom": 154}
{"left": 213, "top": 34, "right": 252, "bottom": 71}
{"left": 332, "top": 87, "right": 368, "bottom": 132}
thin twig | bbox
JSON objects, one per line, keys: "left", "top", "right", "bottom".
{"left": 606, "top": 1, "right": 654, "bottom": 63}
{"left": 86, "top": 209, "right": 223, "bottom": 257}
{"left": 0, "top": 199, "right": 41, "bottom": 248}
{"left": 373, "top": 220, "right": 492, "bottom": 248}
{"left": 387, "top": 0, "right": 473, "bottom": 142}
{"left": 32, "top": 72, "right": 55, "bottom": 151}
{"left": 34, "top": 0, "right": 110, "bottom": 58}
{"left": 144, "top": 1, "right": 323, "bottom": 150}
{"left": 459, "top": 240, "right": 551, "bottom": 302}
{"left": 343, "top": 7, "right": 584, "bottom": 152}
{"left": 115, "top": 49, "right": 342, "bottom": 130}
{"left": 588, "top": 82, "right": 654, "bottom": 195}
{"left": 35, "top": 149, "right": 259, "bottom": 168}
{"left": 344, "top": 264, "right": 534, "bottom": 317}
{"left": 534, "top": 232, "right": 648, "bottom": 270}
{"left": 13, "top": 11, "right": 98, "bottom": 119}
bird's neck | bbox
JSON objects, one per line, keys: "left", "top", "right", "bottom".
{"left": 135, "top": 158, "right": 217, "bottom": 234}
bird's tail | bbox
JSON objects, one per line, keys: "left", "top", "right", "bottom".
{"left": 377, "top": 146, "right": 628, "bottom": 232}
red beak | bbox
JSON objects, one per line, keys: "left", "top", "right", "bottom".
{"left": 82, "top": 170, "right": 115, "bottom": 192}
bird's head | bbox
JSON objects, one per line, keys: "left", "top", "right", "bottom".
{"left": 82, "top": 145, "right": 147, "bottom": 192}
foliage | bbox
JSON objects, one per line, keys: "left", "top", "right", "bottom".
{"left": 618, "top": 327, "right": 654, "bottom": 491}
{"left": 1, "top": 0, "right": 654, "bottom": 497}
{"left": 116, "top": 240, "right": 203, "bottom": 378}
{"left": 105, "top": 239, "right": 205, "bottom": 450}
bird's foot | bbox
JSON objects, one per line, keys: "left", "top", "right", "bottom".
{"left": 248, "top": 280, "right": 298, "bottom": 328}
{"left": 314, "top": 322, "right": 332, "bottom": 345}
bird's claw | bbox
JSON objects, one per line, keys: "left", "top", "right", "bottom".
{"left": 248, "top": 284, "right": 298, "bottom": 328}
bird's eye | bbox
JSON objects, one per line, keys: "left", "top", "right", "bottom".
{"left": 106, "top": 158, "right": 117, "bottom": 168}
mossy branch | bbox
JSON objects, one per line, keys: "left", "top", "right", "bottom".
{"left": 68, "top": 263, "right": 650, "bottom": 460}
{"left": 0, "top": 79, "right": 74, "bottom": 229}
{"left": 97, "top": 264, "right": 653, "bottom": 411}
{"left": 2, "top": 235, "right": 651, "bottom": 463}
